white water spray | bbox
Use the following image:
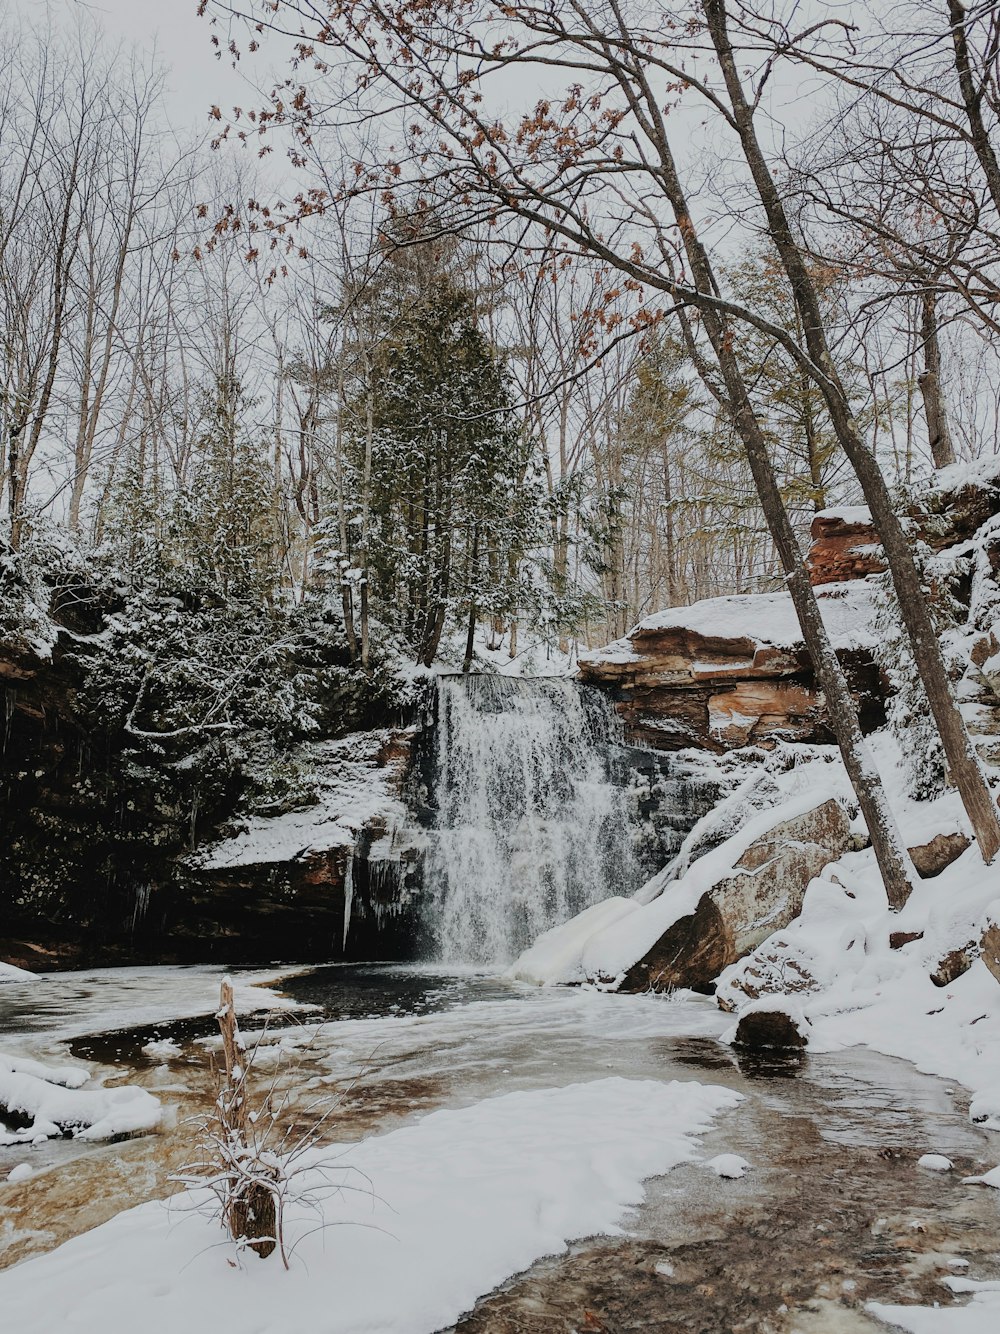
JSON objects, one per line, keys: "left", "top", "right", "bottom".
{"left": 424, "top": 675, "right": 641, "bottom": 963}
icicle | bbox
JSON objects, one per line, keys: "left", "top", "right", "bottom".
{"left": 342, "top": 850, "right": 354, "bottom": 953}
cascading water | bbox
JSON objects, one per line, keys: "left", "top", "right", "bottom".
{"left": 423, "top": 675, "right": 642, "bottom": 964}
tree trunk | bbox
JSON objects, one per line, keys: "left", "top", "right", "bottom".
{"left": 917, "top": 288, "right": 957, "bottom": 469}
{"left": 947, "top": 0, "right": 1000, "bottom": 215}
{"left": 620, "top": 42, "right": 916, "bottom": 905}
{"left": 704, "top": 0, "right": 1000, "bottom": 865}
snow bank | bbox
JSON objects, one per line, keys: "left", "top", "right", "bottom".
{"left": 509, "top": 754, "right": 852, "bottom": 988}
{"left": 715, "top": 819, "right": 1000, "bottom": 1143}
{"left": 0, "top": 1051, "right": 161, "bottom": 1146}
{"left": 508, "top": 897, "right": 638, "bottom": 986}
{"left": 0, "top": 1076, "right": 742, "bottom": 1334}
{"left": 0, "top": 962, "right": 35, "bottom": 983}
{"left": 582, "top": 579, "right": 877, "bottom": 667}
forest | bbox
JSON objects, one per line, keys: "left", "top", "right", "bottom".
{"left": 2, "top": 3, "right": 1000, "bottom": 1333}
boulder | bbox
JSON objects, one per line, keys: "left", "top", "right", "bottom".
{"left": 930, "top": 946, "right": 976, "bottom": 988}
{"left": 733, "top": 1002, "right": 810, "bottom": 1051}
{"left": 908, "top": 832, "right": 971, "bottom": 879}
{"left": 889, "top": 930, "right": 924, "bottom": 951}
{"left": 807, "top": 507, "right": 886, "bottom": 586}
{"left": 620, "top": 797, "right": 853, "bottom": 993}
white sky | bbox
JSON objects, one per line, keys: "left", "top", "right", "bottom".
{"left": 51, "top": 0, "right": 250, "bottom": 132}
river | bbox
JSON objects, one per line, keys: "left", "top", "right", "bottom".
{"left": 2, "top": 962, "right": 998, "bottom": 1331}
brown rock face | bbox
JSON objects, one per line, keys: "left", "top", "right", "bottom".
{"left": 621, "top": 798, "right": 853, "bottom": 993}
{"left": 889, "top": 930, "right": 924, "bottom": 951}
{"left": 908, "top": 832, "right": 971, "bottom": 879}
{"left": 982, "top": 917, "right": 1000, "bottom": 986}
{"left": 807, "top": 510, "right": 886, "bottom": 586}
{"left": 579, "top": 602, "right": 883, "bottom": 753}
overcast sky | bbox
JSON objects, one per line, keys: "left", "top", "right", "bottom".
{"left": 53, "top": 0, "right": 251, "bottom": 132}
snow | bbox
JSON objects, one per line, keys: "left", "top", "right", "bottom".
{"left": 0, "top": 1051, "right": 161, "bottom": 1145}
{"left": 6, "top": 1163, "right": 33, "bottom": 1184}
{"left": 962, "top": 1164, "right": 1000, "bottom": 1188}
{"left": 705, "top": 1153, "right": 750, "bottom": 1179}
{"left": 814, "top": 504, "right": 873, "bottom": 526}
{"left": 916, "top": 1153, "right": 954, "bottom": 1172}
{"left": 869, "top": 1290, "right": 1000, "bottom": 1333}
{"left": 0, "top": 1076, "right": 742, "bottom": 1334}
{"left": 0, "top": 962, "right": 35, "bottom": 983}
{"left": 508, "top": 754, "right": 851, "bottom": 988}
{"left": 968, "top": 1087, "right": 1000, "bottom": 1131}
{"left": 189, "top": 732, "right": 407, "bottom": 870}
{"left": 581, "top": 579, "right": 878, "bottom": 668}
{"left": 141, "top": 1039, "right": 182, "bottom": 1061}
{"left": 507, "top": 897, "right": 639, "bottom": 986}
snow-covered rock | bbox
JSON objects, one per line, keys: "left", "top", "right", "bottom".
{"left": 916, "top": 1154, "right": 953, "bottom": 1172}
{"left": 705, "top": 1153, "right": 751, "bottom": 1179}
{"left": 510, "top": 767, "right": 855, "bottom": 992}
{"left": 962, "top": 1165, "right": 1000, "bottom": 1188}
{"left": 0, "top": 1051, "right": 161, "bottom": 1145}
{"left": 579, "top": 581, "right": 882, "bottom": 752}
{"left": 728, "top": 996, "right": 812, "bottom": 1050}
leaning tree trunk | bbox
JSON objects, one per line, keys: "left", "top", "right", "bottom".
{"left": 704, "top": 0, "right": 1000, "bottom": 865}
{"left": 625, "top": 66, "right": 916, "bottom": 906}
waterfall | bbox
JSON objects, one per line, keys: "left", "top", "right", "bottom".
{"left": 423, "top": 675, "right": 642, "bottom": 964}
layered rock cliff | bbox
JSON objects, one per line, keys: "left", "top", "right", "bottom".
{"left": 579, "top": 580, "right": 884, "bottom": 752}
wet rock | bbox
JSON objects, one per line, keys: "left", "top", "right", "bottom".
{"left": 733, "top": 1004, "right": 810, "bottom": 1051}
{"left": 930, "top": 946, "right": 976, "bottom": 988}
{"left": 621, "top": 798, "right": 852, "bottom": 993}
{"left": 908, "top": 832, "right": 971, "bottom": 879}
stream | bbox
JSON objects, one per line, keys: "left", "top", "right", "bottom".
{"left": 2, "top": 963, "right": 998, "bottom": 1331}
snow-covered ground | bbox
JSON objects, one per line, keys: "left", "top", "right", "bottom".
{"left": 186, "top": 733, "right": 408, "bottom": 870}
{"left": 0, "top": 1074, "right": 740, "bottom": 1334}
